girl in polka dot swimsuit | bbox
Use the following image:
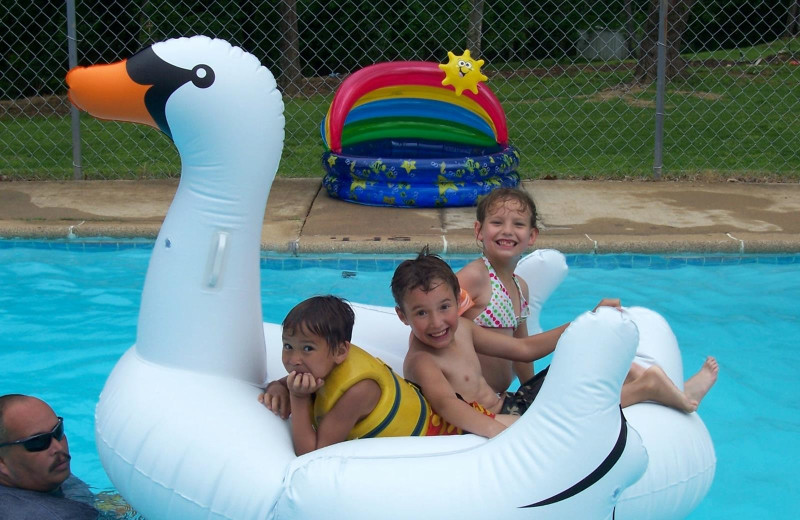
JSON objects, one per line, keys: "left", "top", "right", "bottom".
{"left": 457, "top": 188, "right": 539, "bottom": 395}
{"left": 458, "top": 187, "right": 719, "bottom": 414}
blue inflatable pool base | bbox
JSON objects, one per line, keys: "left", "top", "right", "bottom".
{"left": 321, "top": 144, "right": 520, "bottom": 208}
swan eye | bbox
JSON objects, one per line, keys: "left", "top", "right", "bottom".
{"left": 191, "top": 65, "right": 215, "bottom": 88}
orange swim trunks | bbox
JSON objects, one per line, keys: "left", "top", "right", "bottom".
{"left": 426, "top": 401, "right": 496, "bottom": 436}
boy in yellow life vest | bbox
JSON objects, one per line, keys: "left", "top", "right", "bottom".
{"left": 258, "top": 295, "right": 504, "bottom": 455}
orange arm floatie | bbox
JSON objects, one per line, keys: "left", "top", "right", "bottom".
{"left": 458, "top": 288, "right": 475, "bottom": 316}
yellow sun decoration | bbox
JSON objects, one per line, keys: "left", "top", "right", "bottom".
{"left": 439, "top": 50, "right": 488, "bottom": 96}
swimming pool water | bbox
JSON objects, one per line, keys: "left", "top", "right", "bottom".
{"left": 1, "top": 241, "right": 799, "bottom": 518}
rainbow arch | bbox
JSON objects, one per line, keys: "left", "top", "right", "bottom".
{"left": 322, "top": 61, "right": 509, "bottom": 154}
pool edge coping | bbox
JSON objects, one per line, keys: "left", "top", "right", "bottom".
{"left": 1, "top": 223, "right": 799, "bottom": 255}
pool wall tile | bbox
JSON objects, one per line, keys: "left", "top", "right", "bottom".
{"left": 338, "top": 259, "right": 359, "bottom": 271}
{"left": 300, "top": 259, "right": 322, "bottom": 269}
{"left": 572, "top": 256, "right": 597, "bottom": 268}
{"left": 612, "top": 255, "right": 633, "bottom": 268}
{"left": 261, "top": 258, "right": 284, "bottom": 270}
{"left": 82, "top": 242, "right": 114, "bottom": 251}
{"left": 594, "top": 256, "right": 620, "bottom": 270}
{"left": 319, "top": 259, "right": 341, "bottom": 270}
{"left": 375, "top": 259, "right": 398, "bottom": 271}
{"left": 282, "top": 258, "right": 302, "bottom": 270}
{"left": 4, "top": 241, "right": 800, "bottom": 269}
{"left": 666, "top": 257, "right": 688, "bottom": 268}
{"left": 356, "top": 259, "right": 379, "bottom": 272}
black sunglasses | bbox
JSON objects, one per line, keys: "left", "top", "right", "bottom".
{"left": 0, "top": 417, "right": 64, "bottom": 452}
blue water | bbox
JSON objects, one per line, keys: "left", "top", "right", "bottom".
{"left": 1, "top": 241, "right": 799, "bottom": 518}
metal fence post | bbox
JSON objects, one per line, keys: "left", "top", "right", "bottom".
{"left": 653, "top": 0, "right": 667, "bottom": 180}
{"left": 66, "top": 0, "right": 83, "bottom": 180}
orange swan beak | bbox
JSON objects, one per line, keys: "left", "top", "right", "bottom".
{"left": 66, "top": 59, "right": 158, "bottom": 130}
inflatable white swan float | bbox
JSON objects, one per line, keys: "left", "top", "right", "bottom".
{"left": 66, "top": 36, "right": 714, "bottom": 519}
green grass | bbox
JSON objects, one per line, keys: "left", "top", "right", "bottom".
{"left": 3, "top": 45, "right": 800, "bottom": 181}
{"left": 683, "top": 37, "right": 800, "bottom": 63}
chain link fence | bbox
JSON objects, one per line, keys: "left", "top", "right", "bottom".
{"left": 2, "top": 0, "right": 799, "bottom": 181}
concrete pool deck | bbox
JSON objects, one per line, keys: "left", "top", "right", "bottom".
{"left": 1, "top": 179, "right": 799, "bottom": 254}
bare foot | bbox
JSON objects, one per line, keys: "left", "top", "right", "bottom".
{"left": 684, "top": 356, "right": 719, "bottom": 407}
{"left": 622, "top": 365, "right": 698, "bottom": 412}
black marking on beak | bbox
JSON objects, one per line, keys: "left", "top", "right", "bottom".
{"left": 126, "top": 46, "right": 215, "bottom": 139}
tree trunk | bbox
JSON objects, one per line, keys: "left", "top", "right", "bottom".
{"left": 279, "top": 0, "right": 302, "bottom": 97}
{"left": 635, "top": 0, "right": 695, "bottom": 83}
{"left": 466, "top": 0, "right": 485, "bottom": 56}
{"left": 785, "top": 0, "right": 800, "bottom": 38}
{"left": 137, "top": 1, "right": 155, "bottom": 48}
{"left": 624, "top": 0, "right": 638, "bottom": 59}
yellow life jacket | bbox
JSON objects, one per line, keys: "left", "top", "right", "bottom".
{"left": 313, "top": 344, "right": 432, "bottom": 439}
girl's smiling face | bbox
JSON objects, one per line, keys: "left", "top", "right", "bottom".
{"left": 476, "top": 200, "right": 538, "bottom": 260}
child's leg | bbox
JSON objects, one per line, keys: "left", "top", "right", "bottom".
{"left": 625, "top": 361, "right": 647, "bottom": 383}
{"left": 621, "top": 364, "right": 698, "bottom": 412}
{"left": 495, "top": 414, "right": 519, "bottom": 428}
{"left": 683, "top": 356, "right": 719, "bottom": 405}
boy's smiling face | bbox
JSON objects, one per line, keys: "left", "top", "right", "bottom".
{"left": 281, "top": 326, "right": 347, "bottom": 380}
{"left": 396, "top": 278, "right": 460, "bottom": 350}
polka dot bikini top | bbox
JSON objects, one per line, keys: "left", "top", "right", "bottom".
{"left": 472, "top": 256, "right": 529, "bottom": 330}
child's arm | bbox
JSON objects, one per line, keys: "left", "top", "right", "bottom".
{"left": 471, "top": 298, "right": 622, "bottom": 362}
{"left": 513, "top": 278, "right": 535, "bottom": 382}
{"left": 512, "top": 320, "right": 535, "bottom": 383}
{"left": 285, "top": 371, "right": 322, "bottom": 455}
{"left": 287, "top": 371, "right": 380, "bottom": 456}
{"left": 406, "top": 351, "right": 507, "bottom": 438}
{"left": 470, "top": 319, "right": 568, "bottom": 362}
{"left": 455, "top": 261, "right": 487, "bottom": 319}
{"left": 258, "top": 377, "right": 291, "bottom": 419}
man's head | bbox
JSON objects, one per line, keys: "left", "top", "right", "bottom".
{"left": 280, "top": 296, "right": 355, "bottom": 380}
{"left": 0, "top": 394, "right": 71, "bottom": 492}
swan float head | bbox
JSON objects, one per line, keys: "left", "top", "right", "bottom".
{"left": 67, "top": 36, "right": 285, "bottom": 384}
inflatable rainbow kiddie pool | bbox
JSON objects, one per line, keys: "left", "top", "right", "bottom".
{"left": 321, "top": 52, "right": 520, "bottom": 207}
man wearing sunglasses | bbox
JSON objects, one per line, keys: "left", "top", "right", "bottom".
{"left": 0, "top": 394, "right": 98, "bottom": 519}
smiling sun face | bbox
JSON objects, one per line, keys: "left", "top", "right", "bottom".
{"left": 438, "top": 49, "right": 488, "bottom": 96}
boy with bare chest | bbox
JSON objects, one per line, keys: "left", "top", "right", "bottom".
{"left": 391, "top": 248, "right": 618, "bottom": 438}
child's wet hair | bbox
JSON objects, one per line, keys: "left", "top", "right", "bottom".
{"left": 390, "top": 246, "right": 460, "bottom": 310}
{"left": 282, "top": 295, "right": 354, "bottom": 354}
{"left": 476, "top": 187, "right": 538, "bottom": 229}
